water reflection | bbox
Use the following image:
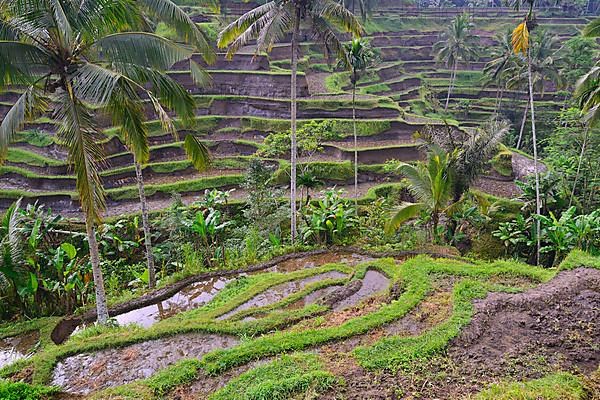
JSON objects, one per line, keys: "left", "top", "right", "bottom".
{"left": 0, "top": 330, "right": 39, "bottom": 368}
{"left": 115, "top": 276, "right": 231, "bottom": 328}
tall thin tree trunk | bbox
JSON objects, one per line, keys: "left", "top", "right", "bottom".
{"left": 569, "top": 125, "right": 590, "bottom": 208}
{"left": 527, "top": 49, "right": 541, "bottom": 265}
{"left": 290, "top": 7, "right": 301, "bottom": 243}
{"left": 445, "top": 63, "right": 457, "bottom": 111}
{"left": 352, "top": 80, "right": 358, "bottom": 210}
{"left": 86, "top": 219, "right": 109, "bottom": 323}
{"left": 496, "top": 87, "right": 504, "bottom": 114}
{"left": 135, "top": 161, "right": 156, "bottom": 288}
{"left": 516, "top": 98, "right": 528, "bottom": 149}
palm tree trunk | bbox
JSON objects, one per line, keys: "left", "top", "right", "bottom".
{"left": 290, "top": 7, "right": 301, "bottom": 243}
{"left": 527, "top": 49, "right": 541, "bottom": 265}
{"left": 135, "top": 161, "right": 156, "bottom": 288}
{"left": 568, "top": 125, "right": 590, "bottom": 208}
{"left": 445, "top": 63, "right": 457, "bottom": 111}
{"left": 352, "top": 81, "right": 358, "bottom": 210}
{"left": 516, "top": 98, "right": 528, "bottom": 149}
{"left": 86, "top": 219, "right": 109, "bottom": 323}
{"left": 496, "top": 87, "right": 504, "bottom": 114}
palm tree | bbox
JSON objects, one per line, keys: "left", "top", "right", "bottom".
{"left": 423, "top": 120, "right": 510, "bottom": 202}
{"left": 0, "top": 0, "right": 213, "bottom": 322}
{"left": 508, "top": 30, "right": 564, "bottom": 150}
{"left": 483, "top": 30, "right": 519, "bottom": 115}
{"left": 572, "top": 17, "right": 600, "bottom": 207}
{"left": 512, "top": 9, "right": 542, "bottom": 264}
{"left": 385, "top": 146, "right": 454, "bottom": 240}
{"left": 432, "top": 13, "right": 479, "bottom": 111}
{"left": 218, "top": 0, "right": 362, "bottom": 243}
{"left": 337, "top": 38, "right": 376, "bottom": 207}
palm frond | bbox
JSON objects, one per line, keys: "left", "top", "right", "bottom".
{"left": 184, "top": 134, "right": 211, "bottom": 171}
{"left": 583, "top": 17, "right": 600, "bottom": 38}
{"left": 0, "top": 41, "right": 50, "bottom": 86}
{"left": 53, "top": 89, "right": 106, "bottom": 223}
{"left": 93, "top": 32, "right": 192, "bottom": 71}
{"left": 312, "top": 0, "right": 363, "bottom": 37}
{"left": 385, "top": 202, "right": 424, "bottom": 234}
{"left": 139, "top": 0, "right": 216, "bottom": 63}
{"left": 217, "top": 1, "right": 277, "bottom": 53}
{"left": 190, "top": 60, "right": 213, "bottom": 89}
{"left": 0, "top": 86, "right": 47, "bottom": 163}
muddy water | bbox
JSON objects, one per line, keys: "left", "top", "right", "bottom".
{"left": 285, "top": 285, "right": 344, "bottom": 311}
{"left": 52, "top": 333, "right": 239, "bottom": 394}
{"left": 219, "top": 271, "right": 348, "bottom": 320}
{"left": 333, "top": 270, "right": 390, "bottom": 311}
{"left": 113, "top": 277, "right": 232, "bottom": 328}
{"left": 0, "top": 330, "right": 39, "bottom": 368}
{"left": 267, "top": 252, "right": 375, "bottom": 273}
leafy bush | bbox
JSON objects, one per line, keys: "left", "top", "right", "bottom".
{"left": 300, "top": 189, "right": 357, "bottom": 245}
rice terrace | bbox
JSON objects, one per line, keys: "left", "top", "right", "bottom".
{"left": 0, "top": 0, "right": 599, "bottom": 398}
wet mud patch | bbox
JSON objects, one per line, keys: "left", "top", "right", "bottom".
{"left": 333, "top": 270, "right": 390, "bottom": 311}
{"left": 114, "top": 276, "right": 232, "bottom": 328}
{"left": 0, "top": 330, "right": 39, "bottom": 369}
{"left": 449, "top": 268, "right": 600, "bottom": 376}
{"left": 52, "top": 333, "right": 239, "bottom": 395}
{"left": 218, "top": 271, "right": 347, "bottom": 320}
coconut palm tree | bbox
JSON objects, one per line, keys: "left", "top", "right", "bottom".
{"left": 337, "top": 38, "right": 376, "bottom": 207}
{"left": 432, "top": 13, "right": 479, "bottom": 111}
{"left": 512, "top": 9, "right": 542, "bottom": 264}
{"left": 483, "top": 30, "right": 519, "bottom": 115}
{"left": 508, "top": 30, "right": 564, "bottom": 150}
{"left": 572, "top": 17, "right": 600, "bottom": 207}
{"left": 0, "top": 0, "right": 213, "bottom": 322}
{"left": 218, "top": 0, "right": 362, "bottom": 242}
{"left": 385, "top": 146, "right": 455, "bottom": 240}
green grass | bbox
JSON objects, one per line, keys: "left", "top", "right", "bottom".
{"left": 473, "top": 372, "right": 588, "bottom": 400}
{"left": 106, "top": 174, "right": 244, "bottom": 201}
{"left": 209, "top": 353, "right": 338, "bottom": 400}
{"left": 6, "top": 148, "right": 64, "bottom": 167}
{"left": 0, "top": 380, "right": 59, "bottom": 400}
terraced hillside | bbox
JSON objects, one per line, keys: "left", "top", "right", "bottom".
{"left": 0, "top": 5, "right": 590, "bottom": 217}
{"left": 1, "top": 249, "right": 598, "bottom": 398}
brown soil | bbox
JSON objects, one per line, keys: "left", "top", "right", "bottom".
{"left": 449, "top": 267, "right": 600, "bottom": 376}
{"left": 52, "top": 333, "right": 239, "bottom": 395}
{"left": 317, "top": 267, "right": 600, "bottom": 400}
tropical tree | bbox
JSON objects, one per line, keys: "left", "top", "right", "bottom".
{"left": 421, "top": 120, "right": 510, "bottom": 202}
{"left": 385, "top": 146, "right": 455, "bottom": 240}
{"left": 218, "top": 0, "right": 362, "bottom": 242}
{"left": 0, "top": 0, "right": 213, "bottom": 322}
{"left": 337, "top": 38, "right": 376, "bottom": 207}
{"left": 572, "top": 17, "right": 600, "bottom": 209}
{"left": 508, "top": 29, "right": 564, "bottom": 149}
{"left": 432, "top": 13, "right": 479, "bottom": 111}
{"left": 483, "top": 30, "right": 519, "bottom": 114}
{"left": 512, "top": 7, "right": 542, "bottom": 264}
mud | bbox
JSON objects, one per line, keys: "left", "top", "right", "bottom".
{"left": 333, "top": 270, "right": 390, "bottom": 311}
{"left": 0, "top": 330, "right": 39, "bottom": 369}
{"left": 218, "top": 271, "right": 348, "bottom": 319}
{"left": 52, "top": 333, "right": 239, "bottom": 394}
{"left": 450, "top": 267, "right": 600, "bottom": 375}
